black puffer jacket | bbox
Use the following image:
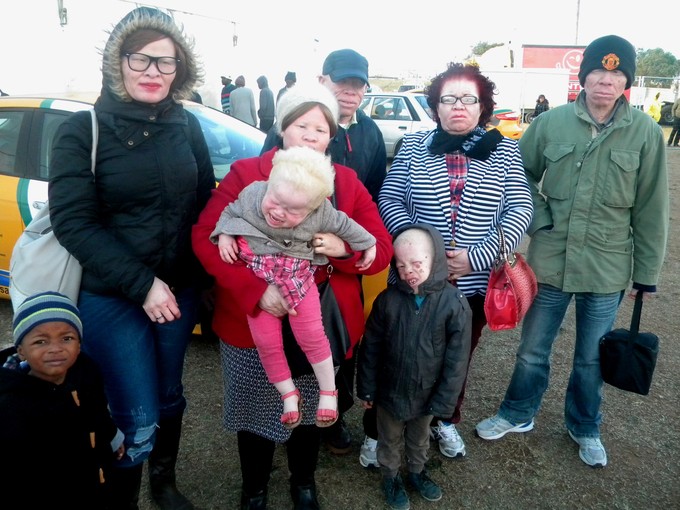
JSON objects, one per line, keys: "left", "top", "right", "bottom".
{"left": 49, "top": 7, "right": 215, "bottom": 304}
{"left": 357, "top": 223, "right": 472, "bottom": 421}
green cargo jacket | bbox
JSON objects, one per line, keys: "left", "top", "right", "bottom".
{"left": 519, "top": 92, "right": 669, "bottom": 293}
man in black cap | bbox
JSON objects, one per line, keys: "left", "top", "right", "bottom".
{"left": 476, "top": 35, "right": 668, "bottom": 468}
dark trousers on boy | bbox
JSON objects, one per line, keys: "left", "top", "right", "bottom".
{"left": 376, "top": 406, "right": 432, "bottom": 477}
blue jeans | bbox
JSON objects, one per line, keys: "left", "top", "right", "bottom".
{"left": 498, "top": 284, "right": 623, "bottom": 437}
{"left": 77, "top": 287, "right": 199, "bottom": 466}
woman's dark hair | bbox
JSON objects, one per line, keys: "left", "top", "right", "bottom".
{"left": 121, "top": 29, "right": 188, "bottom": 91}
{"left": 425, "top": 62, "right": 496, "bottom": 127}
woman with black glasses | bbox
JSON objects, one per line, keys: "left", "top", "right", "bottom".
{"left": 49, "top": 7, "right": 214, "bottom": 509}
{"left": 378, "top": 62, "right": 533, "bottom": 466}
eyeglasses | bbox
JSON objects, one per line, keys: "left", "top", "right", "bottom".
{"left": 440, "top": 95, "right": 479, "bottom": 105}
{"left": 124, "top": 53, "right": 179, "bottom": 75}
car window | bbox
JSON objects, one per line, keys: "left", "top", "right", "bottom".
{"left": 413, "top": 95, "right": 434, "bottom": 120}
{"left": 38, "top": 112, "right": 70, "bottom": 180}
{"left": 0, "top": 112, "right": 24, "bottom": 177}
{"left": 391, "top": 98, "right": 412, "bottom": 121}
{"left": 186, "top": 105, "right": 264, "bottom": 181}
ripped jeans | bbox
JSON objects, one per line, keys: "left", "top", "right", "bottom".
{"left": 77, "top": 288, "right": 198, "bottom": 467}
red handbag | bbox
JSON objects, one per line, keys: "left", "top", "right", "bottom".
{"left": 484, "top": 225, "right": 538, "bottom": 331}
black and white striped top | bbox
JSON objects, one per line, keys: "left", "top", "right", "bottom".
{"left": 378, "top": 129, "right": 533, "bottom": 296}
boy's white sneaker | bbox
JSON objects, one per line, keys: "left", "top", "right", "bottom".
{"left": 429, "top": 420, "right": 466, "bottom": 458}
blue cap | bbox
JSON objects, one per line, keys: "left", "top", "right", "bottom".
{"left": 322, "top": 49, "right": 369, "bottom": 85}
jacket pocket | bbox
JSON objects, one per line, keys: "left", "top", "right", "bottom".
{"left": 603, "top": 149, "right": 639, "bottom": 208}
{"left": 541, "top": 143, "right": 576, "bottom": 200}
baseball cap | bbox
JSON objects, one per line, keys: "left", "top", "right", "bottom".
{"left": 322, "top": 49, "right": 369, "bottom": 85}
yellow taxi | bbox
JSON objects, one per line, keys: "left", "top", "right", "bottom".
{"left": 0, "top": 94, "right": 265, "bottom": 303}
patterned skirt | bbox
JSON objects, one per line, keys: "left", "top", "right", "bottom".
{"left": 220, "top": 342, "right": 323, "bottom": 443}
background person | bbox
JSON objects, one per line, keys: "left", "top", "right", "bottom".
{"left": 647, "top": 92, "right": 661, "bottom": 122}
{"left": 230, "top": 75, "right": 257, "bottom": 127}
{"left": 277, "top": 70, "right": 297, "bottom": 103}
{"left": 534, "top": 94, "right": 549, "bottom": 118}
{"left": 476, "top": 35, "right": 669, "bottom": 468}
{"left": 357, "top": 225, "right": 472, "bottom": 510}
{"left": 378, "top": 62, "right": 533, "bottom": 465}
{"left": 221, "top": 75, "right": 236, "bottom": 113}
{"left": 667, "top": 96, "right": 680, "bottom": 146}
{"left": 257, "top": 75, "right": 276, "bottom": 133}
{"left": 48, "top": 7, "right": 215, "bottom": 509}
{"left": 191, "top": 83, "right": 392, "bottom": 510}
{"left": 1, "top": 292, "right": 125, "bottom": 510}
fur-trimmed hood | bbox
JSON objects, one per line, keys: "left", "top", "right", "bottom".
{"left": 101, "top": 7, "right": 202, "bottom": 102}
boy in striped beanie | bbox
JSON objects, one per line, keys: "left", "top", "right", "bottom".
{"left": 2, "top": 291, "right": 125, "bottom": 508}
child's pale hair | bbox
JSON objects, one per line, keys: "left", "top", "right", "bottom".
{"left": 393, "top": 228, "right": 434, "bottom": 255}
{"left": 269, "top": 146, "right": 335, "bottom": 210}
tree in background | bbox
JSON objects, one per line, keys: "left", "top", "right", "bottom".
{"left": 635, "top": 48, "right": 680, "bottom": 85}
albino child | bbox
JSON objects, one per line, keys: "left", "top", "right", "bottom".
{"left": 211, "top": 145, "right": 376, "bottom": 429}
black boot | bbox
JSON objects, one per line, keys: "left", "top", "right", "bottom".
{"left": 106, "top": 464, "right": 143, "bottom": 510}
{"left": 240, "top": 489, "right": 267, "bottom": 510}
{"left": 148, "top": 415, "right": 194, "bottom": 510}
{"left": 290, "top": 482, "right": 320, "bottom": 510}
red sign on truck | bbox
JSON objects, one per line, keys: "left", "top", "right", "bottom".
{"left": 522, "top": 45, "right": 586, "bottom": 102}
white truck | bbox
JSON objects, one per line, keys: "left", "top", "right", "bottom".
{"left": 482, "top": 68, "right": 570, "bottom": 123}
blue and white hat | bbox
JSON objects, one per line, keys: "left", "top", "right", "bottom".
{"left": 12, "top": 291, "right": 83, "bottom": 346}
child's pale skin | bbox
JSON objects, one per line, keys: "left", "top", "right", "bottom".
{"left": 17, "top": 322, "right": 126, "bottom": 460}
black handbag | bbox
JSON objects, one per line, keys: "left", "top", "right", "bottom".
{"left": 599, "top": 292, "right": 659, "bottom": 395}
{"left": 282, "top": 266, "right": 350, "bottom": 378}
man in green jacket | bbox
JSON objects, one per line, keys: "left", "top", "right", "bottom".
{"left": 476, "top": 35, "right": 669, "bottom": 468}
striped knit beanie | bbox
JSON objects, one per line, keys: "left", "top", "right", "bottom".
{"left": 13, "top": 291, "right": 83, "bottom": 347}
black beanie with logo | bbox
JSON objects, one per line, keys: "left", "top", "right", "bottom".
{"left": 578, "top": 35, "right": 636, "bottom": 90}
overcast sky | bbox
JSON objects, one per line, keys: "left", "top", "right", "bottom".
{"left": 2, "top": 0, "right": 678, "bottom": 108}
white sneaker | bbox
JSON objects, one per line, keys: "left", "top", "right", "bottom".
{"left": 475, "top": 414, "right": 535, "bottom": 440}
{"left": 568, "top": 430, "right": 607, "bottom": 468}
{"left": 429, "top": 420, "right": 466, "bottom": 458}
{"left": 359, "top": 436, "right": 379, "bottom": 468}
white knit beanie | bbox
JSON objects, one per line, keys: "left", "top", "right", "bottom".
{"left": 275, "top": 83, "right": 339, "bottom": 134}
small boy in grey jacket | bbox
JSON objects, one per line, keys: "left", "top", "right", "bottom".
{"left": 357, "top": 224, "right": 471, "bottom": 509}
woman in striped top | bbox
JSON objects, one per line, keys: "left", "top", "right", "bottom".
{"left": 378, "top": 62, "right": 533, "bottom": 460}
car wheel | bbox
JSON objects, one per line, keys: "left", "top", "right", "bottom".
{"left": 660, "top": 104, "right": 674, "bottom": 125}
{"left": 524, "top": 112, "right": 535, "bottom": 123}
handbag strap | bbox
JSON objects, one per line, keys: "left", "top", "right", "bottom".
{"left": 89, "top": 108, "right": 98, "bottom": 176}
{"left": 495, "top": 224, "right": 516, "bottom": 267}
{"left": 629, "top": 292, "right": 644, "bottom": 337}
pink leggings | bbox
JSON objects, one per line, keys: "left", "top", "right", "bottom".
{"left": 247, "top": 284, "right": 332, "bottom": 383}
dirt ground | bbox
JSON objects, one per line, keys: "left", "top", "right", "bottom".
{"left": 1, "top": 135, "right": 678, "bottom": 510}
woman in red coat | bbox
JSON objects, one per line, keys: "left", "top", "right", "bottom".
{"left": 192, "top": 83, "right": 392, "bottom": 509}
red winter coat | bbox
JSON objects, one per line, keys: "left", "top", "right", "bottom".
{"left": 191, "top": 148, "right": 393, "bottom": 355}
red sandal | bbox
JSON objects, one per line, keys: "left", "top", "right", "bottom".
{"left": 281, "top": 389, "right": 302, "bottom": 429}
{"left": 316, "top": 389, "right": 338, "bottom": 428}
